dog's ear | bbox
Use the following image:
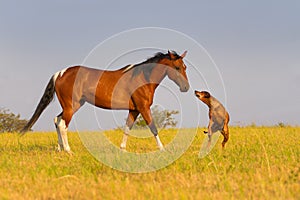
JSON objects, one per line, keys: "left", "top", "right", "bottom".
{"left": 202, "top": 91, "right": 211, "bottom": 98}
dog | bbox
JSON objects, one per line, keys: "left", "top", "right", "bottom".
{"left": 195, "top": 90, "right": 230, "bottom": 148}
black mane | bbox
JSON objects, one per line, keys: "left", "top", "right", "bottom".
{"left": 123, "top": 51, "right": 181, "bottom": 81}
{"left": 136, "top": 51, "right": 181, "bottom": 66}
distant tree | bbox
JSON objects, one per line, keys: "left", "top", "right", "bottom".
{"left": 277, "top": 122, "right": 286, "bottom": 128}
{"left": 133, "top": 105, "right": 179, "bottom": 129}
{"left": 249, "top": 122, "right": 257, "bottom": 128}
{"left": 0, "top": 108, "right": 28, "bottom": 133}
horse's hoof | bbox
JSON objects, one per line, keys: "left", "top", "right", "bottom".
{"left": 159, "top": 147, "right": 166, "bottom": 152}
{"left": 120, "top": 147, "right": 127, "bottom": 152}
{"left": 56, "top": 146, "right": 62, "bottom": 152}
{"left": 66, "top": 150, "right": 74, "bottom": 155}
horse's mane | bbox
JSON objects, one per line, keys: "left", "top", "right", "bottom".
{"left": 122, "top": 51, "right": 181, "bottom": 81}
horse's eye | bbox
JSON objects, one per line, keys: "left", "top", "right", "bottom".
{"left": 175, "top": 66, "right": 180, "bottom": 71}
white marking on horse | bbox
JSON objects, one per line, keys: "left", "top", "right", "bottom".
{"left": 55, "top": 116, "right": 71, "bottom": 152}
{"left": 54, "top": 116, "right": 63, "bottom": 151}
{"left": 60, "top": 68, "right": 68, "bottom": 77}
{"left": 120, "top": 125, "right": 130, "bottom": 150}
{"left": 123, "top": 64, "right": 135, "bottom": 73}
{"left": 53, "top": 67, "right": 69, "bottom": 83}
{"left": 155, "top": 135, "right": 164, "bottom": 151}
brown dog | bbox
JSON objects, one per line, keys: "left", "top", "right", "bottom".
{"left": 195, "top": 90, "right": 230, "bottom": 148}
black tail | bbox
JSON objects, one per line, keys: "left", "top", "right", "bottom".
{"left": 20, "top": 76, "right": 56, "bottom": 134}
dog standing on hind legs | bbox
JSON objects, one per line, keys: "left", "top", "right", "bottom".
{"left": 194, "top": 90, "right": 230, "bottom": 148}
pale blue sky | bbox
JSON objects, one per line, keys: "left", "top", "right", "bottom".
{"left": 0, "top": 1, "right": 299, "bottom": 130}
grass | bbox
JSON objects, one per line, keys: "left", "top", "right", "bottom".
{"left": 0, "top": 127, "right": 299, "bottom": 199}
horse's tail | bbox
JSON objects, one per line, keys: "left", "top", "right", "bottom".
{"left": 20, "top": 75, "right": 56, "bottom": 134}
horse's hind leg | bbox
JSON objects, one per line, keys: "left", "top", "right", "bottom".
{"left": 55, "top": 105, "right": 81, "bottom": 153}
{"left": 54, "top": 113, "right": 63, "bottom": 151}
{"left": 56, "top": 110, "right": 74, "bottom": 153}
{"left": 54, "top": 111, "right": 72, "bottom": 153}
{"left": 55, "top": 87, "right": 85, "bottom": 152}
{"left": 120, "top": 111, "right": 139, "bottom": 150}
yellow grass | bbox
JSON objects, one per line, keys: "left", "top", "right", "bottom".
{"left": 0, "top": 127, "right": 299, "bottom": 199}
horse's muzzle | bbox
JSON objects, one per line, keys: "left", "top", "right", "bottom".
{"left": 180, "top": 83, "right": 190, "bottom": 92}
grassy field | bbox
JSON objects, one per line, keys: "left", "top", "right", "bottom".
{"left": 0, "top": 127, "right": 299, "bottom": 199}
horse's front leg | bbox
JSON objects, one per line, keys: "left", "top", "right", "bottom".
{"left": 149, "top": 122, "right": 164, "bottom": 151}
{"left": 140, "top": 108, "right": 164, "bottom": 151}
{"left": 120, "top": 110, "right": 139, "bottom": 150}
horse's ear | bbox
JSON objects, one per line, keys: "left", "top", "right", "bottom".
{"left": 181, "top": 50, "right": 187, "bottom": 58}
{"left": 168, "top": 50, "right": 176, "bottom": 60}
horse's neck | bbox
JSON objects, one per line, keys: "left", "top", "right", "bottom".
{"left": 149, "top": 64, "right": 167, "bottom": 86}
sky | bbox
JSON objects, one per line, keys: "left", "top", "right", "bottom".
{"left": 0, "top": 1, "right": 299, "bottom": 131}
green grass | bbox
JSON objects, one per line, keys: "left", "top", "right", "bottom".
{"left": 0, "top": 127, "right": 299, "bottom": 199}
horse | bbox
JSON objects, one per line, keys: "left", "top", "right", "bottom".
{"left": 21, "top": 50, "right": 190, "bottom": 153}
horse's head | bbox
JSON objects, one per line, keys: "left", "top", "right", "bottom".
{"left": 161, "top": 50, "right": 190, "bottom": 92}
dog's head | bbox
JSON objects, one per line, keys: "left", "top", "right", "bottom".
{"left": 195, "top": 90, "right": 211, "bottom": 105}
